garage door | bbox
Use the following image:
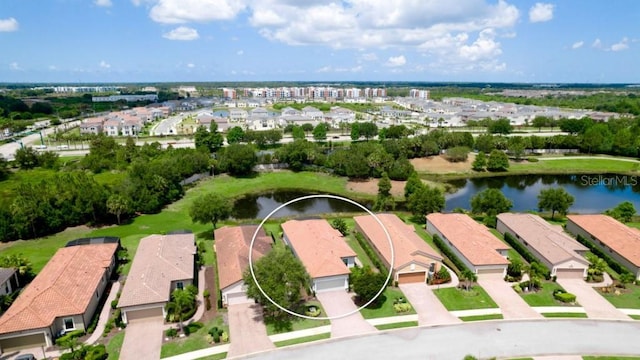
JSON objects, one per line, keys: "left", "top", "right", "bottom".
{"left": 398, "top": 272, "right": 426, "bottom": 284}
{"left": 476, "top": 268, "right": 505, "bottom": 276}
{"left": 314, "top": 277, "right": 347, "bottom": 293}
{"left": 555, "top": 268, "right": 585, "bottom": 279}
{"left": 0, "top": 333, "right": 46, "bottom": 352}
{"left": 125, "top": 307, "right": 164, "bottom": 322}
{"left": 226, "top": 292, "right": 251, "bottom": 306}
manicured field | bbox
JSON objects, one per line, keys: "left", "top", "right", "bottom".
{"left": 360, "top": 287, "right": 416, "bottom": 319}
{"left": 510, "top": 157, "right": 640, "bottom": 174}
{"left": 433, "top": 286, "right": 498, "bottom": 311}
{"left": 274, "top": 333, "right": 331, "bottom": 348}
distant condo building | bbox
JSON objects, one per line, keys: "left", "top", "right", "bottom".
{"left": 92, "top": 94, "right": 159, "bottom": 102}
{"left": 410, "top": 89, "right": 429, "bottom": 99}
{"left": 223, "top": 88, "right": 237, "bottom": 99}
{"left": 239, "top": 86, "right": 385, "bottom": 100}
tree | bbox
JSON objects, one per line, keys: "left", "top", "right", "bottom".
{"left": 165, "top": 288, "right": 196, "bottom": 333}
{"left": 474, "top": 134, "right": 496, "bottom": 153}
{"left": 407, "top": 184, "right": 445, "bottom": 221}
{"left": 351, "top": 266, "right": 387, "bottom": 306}
{"left": 106, "top": 194, "right": 131, "bottom": 225}
{"left": 373, "top": 172, "right": 394, "bottom": 211}
{"left": 486, "top": 149, "right": 509, "bottom": 171}
{"left": 218, "top": 144, "right": 258, "bottom": 176}
{"left": 14, "top": 147, "right": 40, "bottom": 169}
{"left": 444, "top": 146, "right": 470, "bottom": 162}
{"left": 194, "top": 123, "right": 224, "bottom": 153}
{"left": 350, "top": 122, "right": 361, "bottom": 141}
{"left": 581, "top": 123, "right": 612, "bottom": 154}
{"left": 532, "top": 116, "right": 550, "bottom": 132}
{"left": 359, "top": 122, "right": 378, "bottom": 140}
{"left": 243, "top": 247, "right": 310, "bottom": 322}
{"left": 537, "top": 187, "right": 574, "bottom": 220}
{"left": 460, "top": 270, "right": 477, "bottom": 291}
{"left": 331, "top": 218, "right": 348, "bottom": 236}
{"left": 404, "top": 171, "right": 422, "bottom": 199}
{"left": 291, "top": 125, "right": 306, "bottom": 140}
{"left": 0, "top": 254, "right": 34, "bottom": 284}
{"left": 226, "top": 126, "right": 245, "bottom": 144}
{"left": 312, "top": 123, "right": 328, "bottom": 141}
{"left": 472, "top": 151, "right": 487, "bottom": 171}
{"left": 487, "top": 118, "right": 513, "bottom": 134}
{"left": 507, "top": 137, "right": 526, "bottom": 161}
{"left": 0, "top": 155, "right": 9, "bottom": 181}
{"left": 189, "top": 193, "right": 232, "bottom": 229}
{"left": 605, "top": 201, "right": 636, "bottom": 223}
{"left": 301, "top": 123, "right": 314, "bottom": 133}
{"left": 470, "top": 188, "right": 513, "bottom": 217}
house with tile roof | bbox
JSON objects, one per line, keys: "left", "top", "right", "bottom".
{"left": 353, "top": 213, "right": 443, "bottom": 284}
{"left": 214, "top": 225, "right": 272, "bottom": 307}
{"left": 0, "top": 242, "right": 118, "bottom": 352}
{"left": 566, "top": 214, "right": 640, "bottom": 279}
{"left": 426, "top": 213, "right": 511, "bottom": 276}
{"left": 497, "top": 213, "right": 589, "bottom": 279}
{"left": 118, "top": 233, "right": 196, "bottom": 324}
{"left": 281, "top": 219, "right": 356, "bottom": 293}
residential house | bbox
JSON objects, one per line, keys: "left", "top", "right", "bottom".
{"left": 426, "top": 213, "right": 511, "bottom": 276}
{"left": 121, "top": 118, "right": 144, "bottom": 137}
{"left": 0, "top": 268, "right": 18, "bottom": 297}
{"left": 496, "top": 213, "right": 589, "bottom": 279}
{"left": 214, "top": 225, "right": 272, "bottom": 307}
{"left": 566, "top": 215, "right": 640, "bottom": 279}
{"left": 79, "top": 117, "right": 104, "bottom": 135}
{"left": 0, "top": 241, "right": 118, "bottom": 351}
{"left": 301, "top": 106, "right": 324, "bottom": 120}
{"left": 118, "top": 233, "right": 196, "bottom": 324}
{"left": 280, "top": 107, "right": 302, "bottom": 117}
{"left": 353, "top": 214, "right": 443, "bottom": 284}
{"left": 229, "top": 109, "right": 248, "bottom": 123}
{"left": 250, "top": 107, "right": 269, "bottom": 118}
{"left": 103, "top": 119, "right": 121, "bottom": 137}
{"left": 281, "top": 219, "right": 356, "bottom": 293}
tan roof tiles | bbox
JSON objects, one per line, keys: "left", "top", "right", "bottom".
{"left": 214, "top": 225, "right": 272, "bottom": 290}
{"left": 281, "top": 219, "right": 356, "bottom": 278}
{"left": 118, "top": 234, "right": 195, "bottom": 308}
{"left": 0, "top": 243, "right": 117, "bottom": 334}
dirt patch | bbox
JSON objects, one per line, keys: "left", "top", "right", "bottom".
{"left": 346, "top": 179, "right": 406, "bottom": 197}
{"left": 410, "top": 154, "right": 475, "bottom": 174}
{"left": 199, "top": 266, "right": 218, "bottom": 322}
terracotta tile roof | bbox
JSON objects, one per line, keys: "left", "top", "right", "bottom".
{"left": 353, "top": 214, "right": 442, "bottom": 270}
{"left": 426, "top": 213, "right": 510, "bottom": 266}
{"left": 118, "top": 234, "right": 195, "bottom": 308}
{"left": 0, "top": 268, "right": 16, "bottom": 286}
{"left": 281, "top": 219, "right": 356, "bottom": 278}
{"left": 567, "top": 214, "right": 640, "bottom": 267}
{"left": 497, "top": 213, "right": 589, "bottom": 266}
{"left": 214, "top": 225, "right": 272, "bottom": 290}
{"left": 0, "top": 244, "right": 117, "bottom": 334}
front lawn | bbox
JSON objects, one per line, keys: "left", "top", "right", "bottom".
{"left": 265, "top": 301, "right": 330, "bottom": 335}
{"left": 193, "top": 354, "right": 227, "bottom": 360}
{"left": 630, "top": 315, "right": 640, "bottom": 320}
{"left": 360, "top": 287, "right": 416, "bottom": 319}
{"left": 459, "top": 314, "right": 504, "bottom": 322}
{"left": 519, "top": 282, "right": 575, "bottom": 307}
{"left": 542, "top": 312, "right": 588, "bottom": 318}
{"left": 106, "top": 331, "right": 125, "bottom": 360}
{"left": 434, "top": 286, "right": 498, "bottom": 311}
{"left": 160, "top": 315, "right": 229, "bottom": 358}
{"left": 583, "top": 356, "right": 640, "bottom": 360}
{"left": 274, "top": 333, "right": 331, "bottom": 347}
{"left": 375, "top": 321, "right": 419, "bottom": 330}
{"left": 597, "top": 284, "right": 640, "bottom": 309}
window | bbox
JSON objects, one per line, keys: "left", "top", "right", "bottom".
{"left": 343, "top": 258, "right": 348, "bottom": 266}
{"left": 176, "top": 282, "right": 184, "bottom": 290}
{"left": 63, "top": 318, "right": 75, "bottom": 331}
{"left": 96, "top": 290, "right": 100, "bottom": 299}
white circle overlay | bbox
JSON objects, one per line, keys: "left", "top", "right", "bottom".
{"left": 249, "top": 194, "right": 395, "bottom": 321}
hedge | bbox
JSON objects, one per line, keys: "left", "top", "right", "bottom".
{"left": 575, "top": 234, "right": 632, "bottom": 276}
{"left": 55, "top": 329, "right": 85, "bottom": 346}
{"left": 354, "top": 232, "right": 389, "bottom": 275}
{"left": 554, "top": 292, "right": 577, "bottom": 303}
{"left": 502, "top": 232, "right": 551, "bottom": 277}
{"left": 431, "top": 234, "right": 470, "bottom": 275}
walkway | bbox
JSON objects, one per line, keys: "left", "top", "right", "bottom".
{"left": 399, "top": 283, "right": 461, "bottom": 326}
{"left": 226, "top": 303, "right": 274, "bottom": 359}
{"left": 478, "top": 275, "right": 542, "bottom": 320}
{"left": 316, "top": 291, "right": 376, "bottom": 338}
{"left": 557, "top": 279, "right": 629, "bottom": 320}
{"left": 87, "top": 281, "right": 121, "bottom": 344}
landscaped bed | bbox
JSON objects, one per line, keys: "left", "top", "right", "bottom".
{"left": 597, "top": 284, "right": 640, "bottom": 309}
{"left": 359, "top": 287, "right": 416, "bottom": 319}
{"left": 519, "top": 282, "right": 579, "bottom": 307}
{"left": 265, "top": 301, "right": 330, "bottom": 335}
{"left": 434, "top": 286, "right": 498, "bottom": 311}
{"left": 160, "top": 315, "right": 229, "bottom": 358}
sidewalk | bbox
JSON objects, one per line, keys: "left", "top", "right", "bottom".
{"left": 87, "top": 281, "right": 121, "bottom": 344}
{"left": 162, "top": 344, "right": 230, "bottom": 360}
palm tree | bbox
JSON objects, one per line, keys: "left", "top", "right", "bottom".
{"left": 460, "top": 270, "right": 477, "bottom": 291}
{"left": 165, "top": 289, "right": 195, "bottom": 333}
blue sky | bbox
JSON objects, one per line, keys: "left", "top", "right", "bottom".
{"left": 1, "top": 0, "right": 639, "bottom": 83}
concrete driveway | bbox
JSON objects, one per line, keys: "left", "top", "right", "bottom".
{"left": 227, "top": 303, "right": 274, "bottom": 358}
{"left": 478, "top": 275, "right": 542, "bottom": 320}
{"left": 316, "top": 290, "right": 376, "bottom": 338}
{"left": 399, "top": 283, "right": 461, "bottom": 326}
{"left": 557, "top": 279, "right": 629, "bottom": 320}
{"left": 120, "top": 317, "right": 164, "bottom": 360}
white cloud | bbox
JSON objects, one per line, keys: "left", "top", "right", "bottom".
{"left": 0, "top": 18, "right": 19, "bottom": 32}
{"left": 360, "top": 53, "right": 378, "bottom": 61}
{"left": 162, "top": 26, "right": 199, "bottom": 40}
{"left": 385, "top": 55, "right": 406, "bottom": 67}
{"left": 48, "top": 65, "right": 58, "bottom": 70}
{"left": 99, "top": 60, "right": 111, "bottom": 69}
{"left": 9, "top": 62, "right": 21, "bottom": 71}
{"left": 237, "top": 50, "right": 244, "bottom": 55}
{"left": 316, "top": 66, "right": 332, "bottom": 73}
{"left": 592, "top": 38, "right": 602, "bottom": 48}
{"left": 148, "top": 0, "right": 246, "bottom": 23}
{"left": 571, "top": 41, "right": 584, "bottom": 49}
{"left": 529, "top": 3, "right": 554, "bottom": 23}
{"left": 610, "top": 38, "right": 629, "bottom": 51}
{"left": 187, "top": 63, "right": 195, "bottom": 68}
{"left": 95, "top": 0, "right": 113, "bottom": 7}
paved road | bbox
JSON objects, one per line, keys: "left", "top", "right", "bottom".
{"left": 478, "top": 275, "right": 542, "bottom": 320}
{"left": 244, "top": 320, "right": 640, "bottom": 360}
{"left": 557, "top": 279, "right": 630, "bottom": 320}
{"left": 399, "top": 284, "right": 461, "bottom": 326}
{"left": 119, "top": 317, "right": 164, "bottom": 360}
{"left": 316, "top": 291, "right": 376, "bottom": 338}
{"left": 227, "top": 303, "right": 274, "bottom": 358}
{"left": 0, "top": 121, "right": 80, "bottom": 160}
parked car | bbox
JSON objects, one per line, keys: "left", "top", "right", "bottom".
{"left": 15, "top": 354, "right": 36, "bottom": 360}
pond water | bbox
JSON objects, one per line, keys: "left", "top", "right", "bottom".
{"left": 232, "top": 174, "right": 640, "bottom": 219}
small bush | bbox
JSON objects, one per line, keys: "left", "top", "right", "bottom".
{"left": 186, "top": 322, "right": 203, "bottom": 335}
{"left": 55, "top": 329, "right": 85, "bottom": 346}
{"left": 221, "top": 331, "right": 229, "bottom": 342}
{"left": 304, "top": 305, "right": 321, "bottom": 317}
{"left": 512, "top": 284, "right": 522, "bottom": 293}
{"left": 111, "top": 299, "right": 119, "bottom": 310}
{"left": 212, "top": 330, "right": 221, "bottom": 343}
{"left": 554, "top": 292, "right": 576, "bottom": 303}
{"left": 165, "top": 328, "right": 178, "bottom": 338}
{"left": 527, "top": 157, "right": 539, "bottom": 162}
{"left": 393, "top": 303, "right": 413, "bottom": 313}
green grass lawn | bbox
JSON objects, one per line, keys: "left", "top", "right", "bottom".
{"left": 374, "top": 321, "right": 419, "bottom": 330}
{"left": 510, "top": 157, "right": 640, "bottom": 174}
{"left": 194, "top": 353, "right": 227, "bottom": 360}
{"left": 265, "top": 301, "right": 330, "bottom": 335}
{"left": 459, "top": 314, "right": 504, "bottom": 322}
{"left": 542, "top": 312, "right": 588, "bottom": 318}
{"left": 598, "top": 284, "right": 640, "bottom": 309}
{"left": 519, "top": 282, "right": 574, "bottom": 307}
{"left": 160, "top": 315, "right": 229, "bottom": 358}
{"left": 106, "top": 331, "right": 125, "bottom": 360}
{"left": 274, "top": 333, "right": 331, "bottom": 347}
{"left": 629, "top": 315, "right": 640, "bottom": 320}
{"left": 488, "top": 229, "right": 528, "bottom": 264}
{"left": 583, "top": 356, "right": 640, "bottom": 360}
{"left": 433, "top": 286, "right": 498, "bottom": 311}
{"left": 360, "top": 287, "right": 416, "bottom": 319}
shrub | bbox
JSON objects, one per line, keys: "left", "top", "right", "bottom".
{"left": 186, "top": 322, "right": 203, "bottom": 334}
{"left": 444, "top": 146, "right": 470, "bottom": 163}
{"left": 165, "top": 328, "right": 178, "bottom": 338}
{"left": 554, "top": 292, "right": 576, "bottom": 303}
{"left": 512, "top": 284, "right": 522, "bottom": 293}
{"left": 575, "top": 234, "right": 633, "bottom": 277}
{"left": 305, "top": 305, "right": 321, "bottom": 317}
{"left": 393, "top": 303, "right": 413, "bottom": 313}
{"left": 432, "top": 234, "right": 470, "bottom": 275}
{"left": 527, "top": 157, "right": 539, "bottom": 162}
{"left": 221, "top": 331, "right": 229, "bottom": 342}
{"left": 85, "top": 344, "right": 108, "bottom": 360}
{"left": 186, "top": 284, "right": 198, "bottom": 296}
{"left": 354, "top": 233, "right": 389, "bottom": 276}
{"left": 110, "top": 299, "right": 119, "bottom": 310}
{"left": 503, "top": 233, "right": 551, "bottom": 278}
{"left": 430, "top": 266, "right": 451, "bottom": 285}
{"left": 55, "top": 329, "right": 85, "bottom": 346}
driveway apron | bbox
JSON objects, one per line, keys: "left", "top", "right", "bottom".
{"left": 316, "top": 291, "right": 376, "bottom": 338}
{"left": 557, "top": 279, "right": 629, "bottom": 320}
{"left": 399, "top": 283, "right": 461, "bottom": 326}
{"left": 227, "top": 303, "right": 275, "bottom": 358}
{"left": 120, "top": 317, "right": 164, "bottom": 360}
{"left": 478, "top": 275, "right": 542, "bottom": 320}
